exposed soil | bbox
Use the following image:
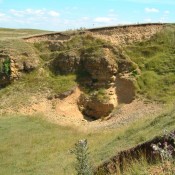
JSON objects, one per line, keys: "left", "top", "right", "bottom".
{"left": 1, "top": 86, "right": 162, "bottom": 132}
{"left": 115, "top": 76, "right": 135, "bottom": 104}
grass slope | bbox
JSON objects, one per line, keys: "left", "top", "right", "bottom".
{"left": 0, "top": 28, "right": 77, "bottom": 110}
{"left": 0, "top": 70, "right": 76, "bottom": 110}
{"left": 0, "top": 105, "right": 175, "bottom": 175}
{"left": 125, "top": 24, "right": 175, "bottom": 103}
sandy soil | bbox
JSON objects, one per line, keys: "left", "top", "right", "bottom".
{"left": 6, "top": 87, "right": 161, "bottom": 132}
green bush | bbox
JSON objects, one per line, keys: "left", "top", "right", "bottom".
{"left": 0, "top": 57, "right": 11, "bottom": 77}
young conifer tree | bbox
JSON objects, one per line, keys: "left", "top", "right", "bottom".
{"left": 74, "top": 139, "right": 92, "bottom": 175}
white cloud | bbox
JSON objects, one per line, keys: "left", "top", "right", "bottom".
{"left": 0, "top": 8, "right": 61, "bottom": 30}
{"left": 164, "top": 10, "right": 170, "bottom": 14}
{"left": 0, "top": 12, "right": 5, "bottom": 17}
{"left": 145, "top": 8, "right": 159, "bottom": 13}
{"left": 10, "top": 9, "right": 46, "bottom": 17}
{"left": 94, "top": 17, "right": 115, "bottom": 23}
{"left": 48, "top": 10, "right": 60, "bottom": 17}
{"left": 26, "top": 9, "right": 45, "bottom": 15}
{"left": 9, "top": 9, "right": 60, "bottom": 17}
{"left": 9, "top": 9, "right": 23, "bottom": 17}
{"left": 159, "top": 17, "right": 165, "bottom": 22}
{"left": 108, "top": 9, "right": 117, "bottom": 18}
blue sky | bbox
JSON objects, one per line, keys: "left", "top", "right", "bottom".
{"left": 0, "top": 0, "right": 174, "bottom": 31}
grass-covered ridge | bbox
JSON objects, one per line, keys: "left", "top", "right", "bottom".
{"left": 125, "top": 24, "right": 175, "bottom": 103}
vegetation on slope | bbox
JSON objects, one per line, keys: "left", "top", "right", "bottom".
{"left": 125, "top": 24, "right": 175, "bottom": 103}
{"left": 0, "top": 105, "right": 175, "bottom": 174}
{"left": 0, "top": 28, "right": 77, "bottom": 110}
{"left": 0, "top": 70, "right": 76, "bottom": 110}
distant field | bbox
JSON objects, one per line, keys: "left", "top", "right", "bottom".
{"left": 0, "top": 105, "right": 175, "bottom": 175}
{"left": 0, "top": 28, "right": 51, "bottom": 39}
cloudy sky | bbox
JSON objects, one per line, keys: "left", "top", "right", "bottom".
{"left": 0, "top": 0, "right": 174, "bottom": 31}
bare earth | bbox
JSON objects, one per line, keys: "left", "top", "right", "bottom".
{"left": 5, "top": 87, "right": 161, "bottom": 132}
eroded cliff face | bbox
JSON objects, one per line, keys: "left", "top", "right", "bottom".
{"left": 21, "top": 23, "right": 164, "bottom": 119}
{"left": 47, "top": 34, "right": 137, "bottom": 119}
{"left": 25, "top": 23, "right": 164, "bottom": 45}
{"left": 90, "top": 23, "right": 163, "bottom": 45}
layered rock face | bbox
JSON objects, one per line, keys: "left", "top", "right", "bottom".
{"left": 24, "top": 33, "right": 71, "bottom": 43}
{"left": 52, "top": 51, "right": 80, "bottom": 74}
{"left": 90, "top": 23, "right": 163, "bottom": 45}
{"left": 80, "top": 48, "right": 117, "bottom": 88}
{"left": 52, "top": 47, "right": 118, "bottom": 88}
{"left": 51, "top": 43, "right": 133, "bottom": 119}
{"left": 78, "top": 87, "right": 117, "bottom": 119}
{"left": 23, "top": 24, "right": 163, "bottom": 119}
{"left": 25, "top": 23, "right": 164, "bottom": 46}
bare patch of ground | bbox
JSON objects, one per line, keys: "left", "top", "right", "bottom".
{"left": 115, "top": 76, "right": 135, "bottom": 104}
{"left": 0, "top": 87, "right": 163, "bottom": 132}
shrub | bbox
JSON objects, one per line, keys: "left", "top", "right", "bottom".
{"left": 72, "top": 139, "right": 92, "bottom": 175}
{"left": 0, "top": 57, "right": 11, "bottom": 77}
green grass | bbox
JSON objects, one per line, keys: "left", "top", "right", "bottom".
{"left": 34, "top": 33, "right": 106, "bottom": 59}
{"left": 0, "top": 39, "right": 34, "bottom": 53}
{"left": 0, "top": 116, "right": 81, "bottom": 175}
{"left": 0, "top": 105, "right": 175, "bottom": 175}
{"left": 123, "top": 157, "right": 175, "bottom": 175}
{"left": 0, "top": 69, "right": 76, "bottom": 110}
{"left": 1, "top": 25, "right": 175, "bottom": 175}
{"left": 0, "top": 28, "right": 50, "bottom": 39}
{"left": 125, "top": 25, "right": 175, "bottom": 103}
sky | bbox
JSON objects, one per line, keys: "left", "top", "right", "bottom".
{"left": 0, "top": 0, "right": 174, "bottom": 31}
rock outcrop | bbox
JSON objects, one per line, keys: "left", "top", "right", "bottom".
{"left": 48, "top": 35, "right": 137, "bottom": 119}
{"left": 23, "top": 23, "right": 164, "bottom": 119}
{"left": 52, "top": 46, "right": 119, "bottom": 88}
{"left": 52, "top": 51, "right": 80, "bottom": 74}
{"left": 24, "top": 33, "right": 71, "bottom": 43}
{"left": 78, "top": 87, "right": 117, "bottom": 119}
